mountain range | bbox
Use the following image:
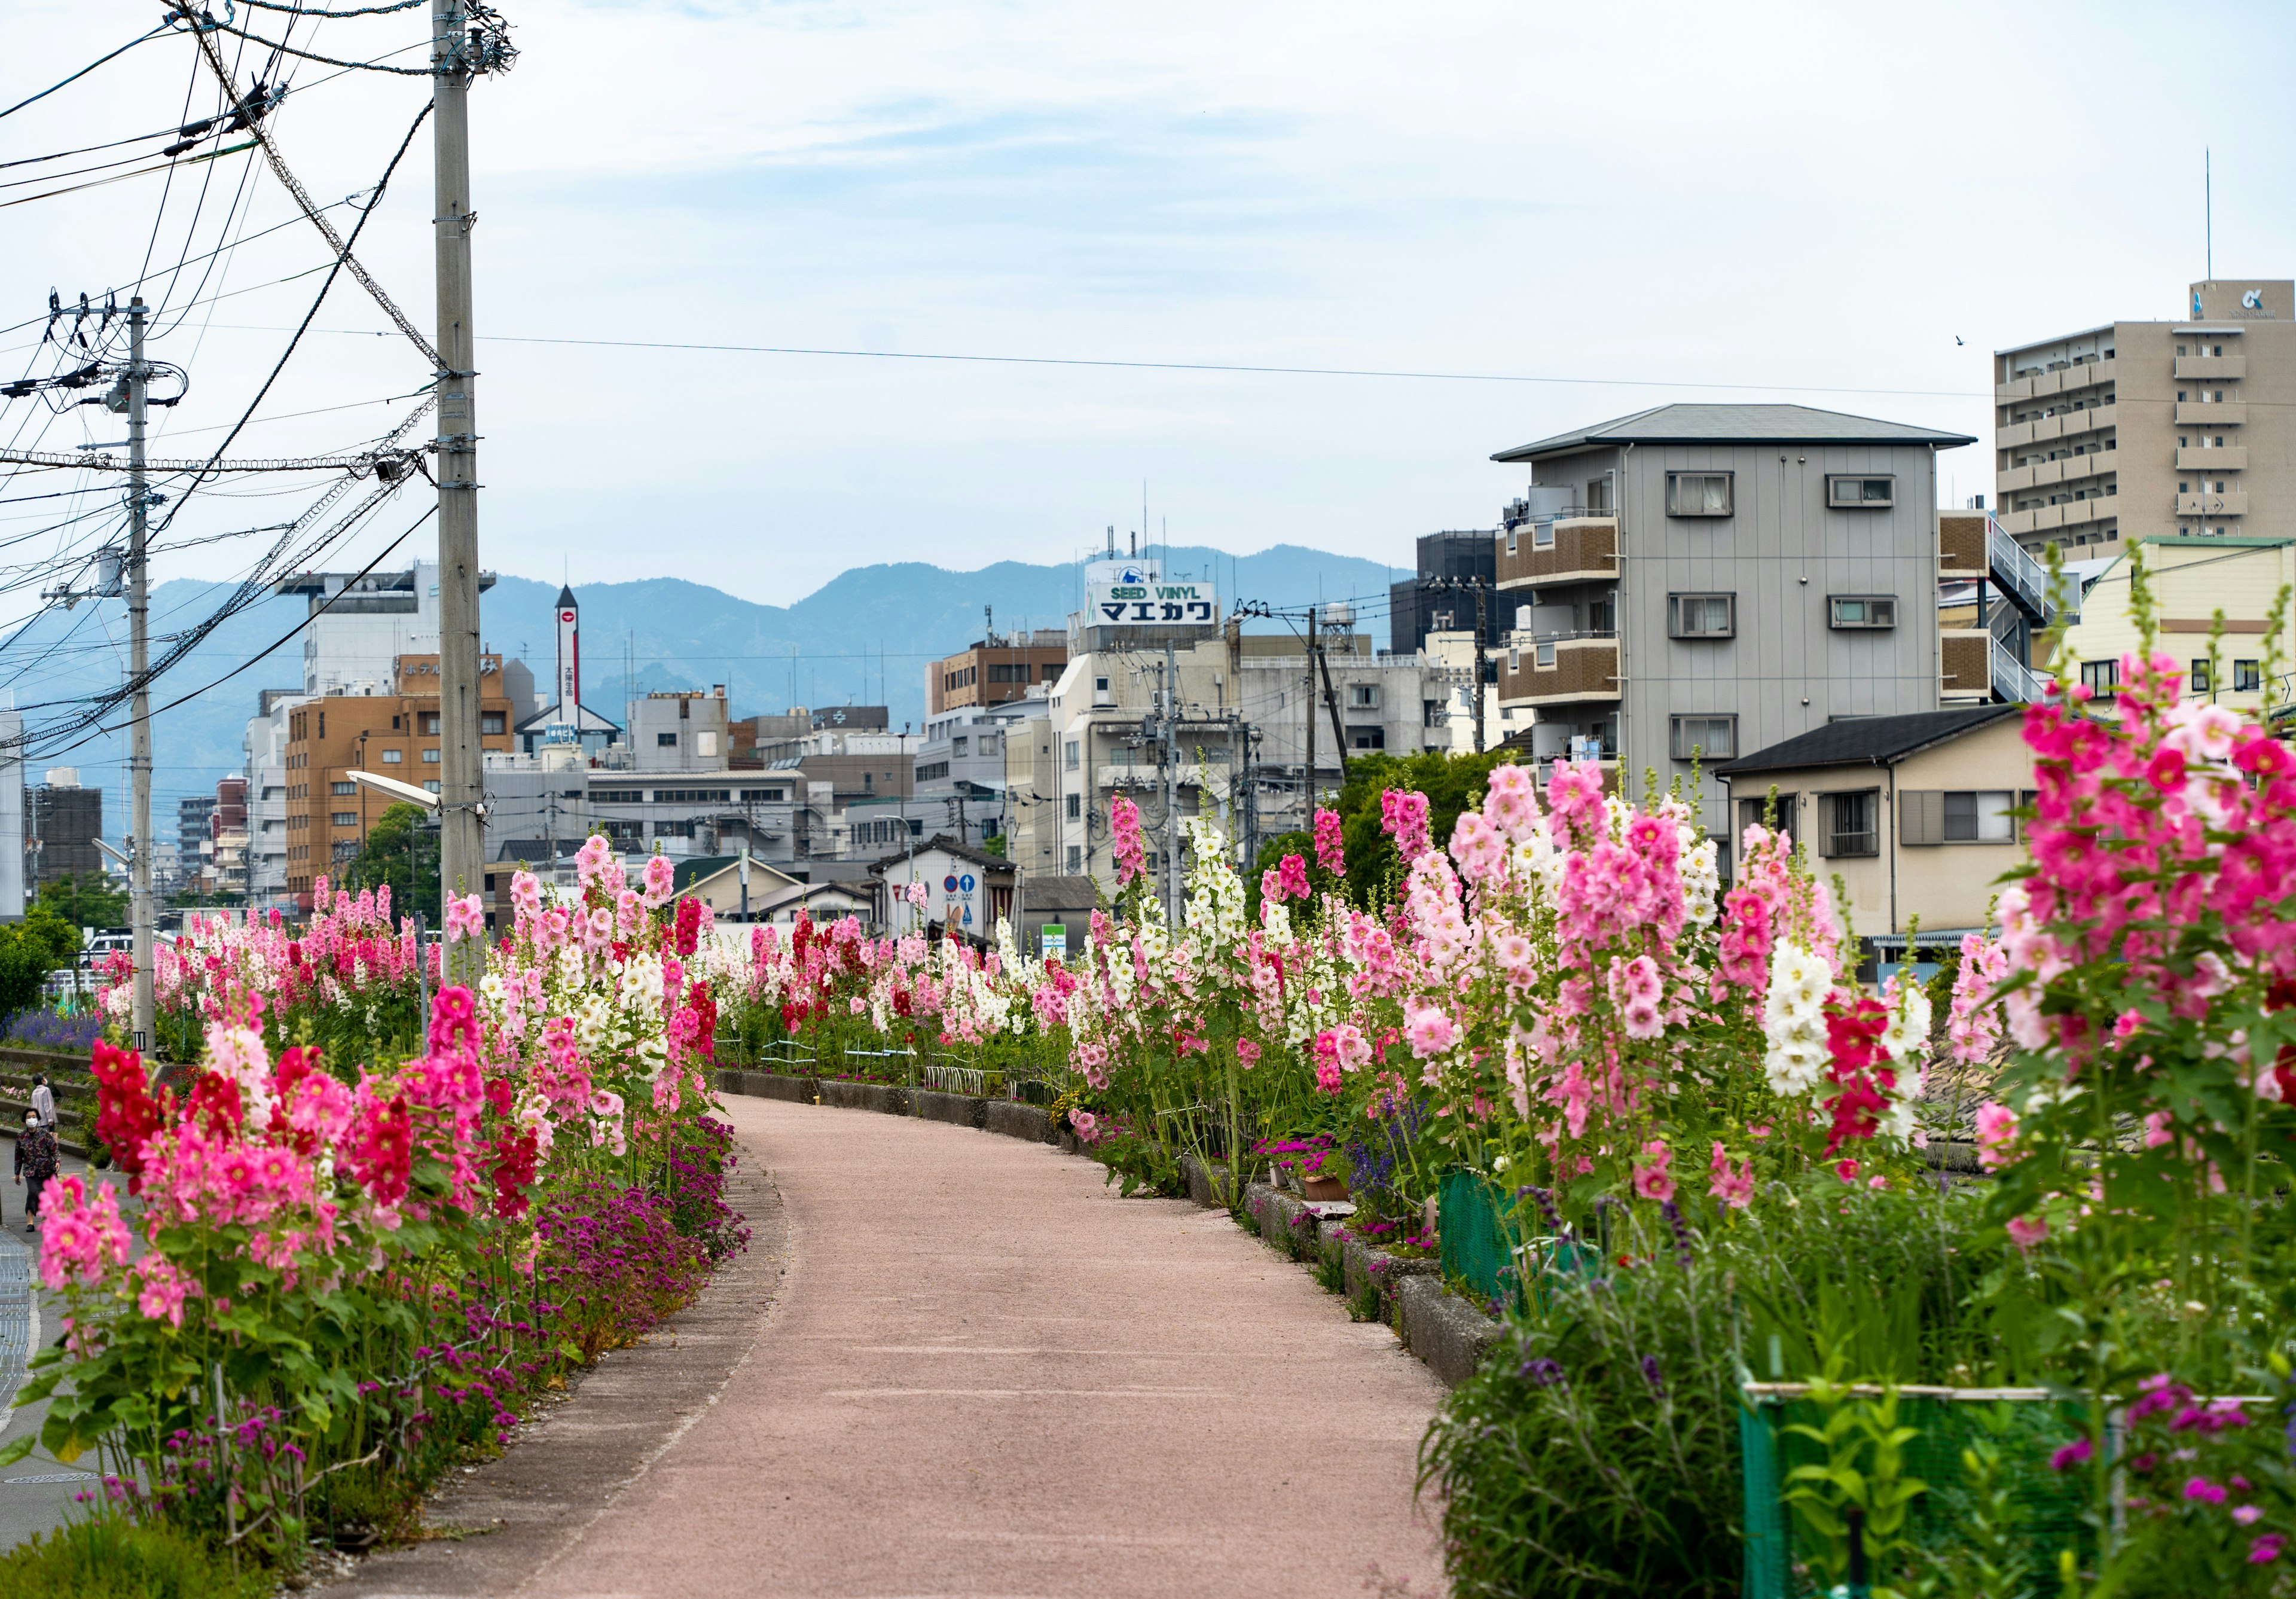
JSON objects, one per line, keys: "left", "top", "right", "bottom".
{"left": 5, "top": 542, "right": 1406, "bottom": 835}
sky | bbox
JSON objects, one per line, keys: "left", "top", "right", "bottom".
{"left": 3, "top": 0, "right": 2295, "bottom": 624}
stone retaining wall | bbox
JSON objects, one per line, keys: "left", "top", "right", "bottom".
{"left": 716, "top": 1066, "right": 1501, "bottom": 1386}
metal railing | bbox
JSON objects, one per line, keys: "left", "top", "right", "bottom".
{"left": 1990, "top": 635, "right": 2050, "bottom": 704}
{"left": 1986, "top": 518, "right": 2058, "bottom": 623}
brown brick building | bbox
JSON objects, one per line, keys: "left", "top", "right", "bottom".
{"left": 926, "top": 630, "right": 1067, "bottom": 716}
{"left": 283, "top": 654, "right": 514, "bottom": 910}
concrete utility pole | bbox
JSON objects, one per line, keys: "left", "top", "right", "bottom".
{"left": 1473, "top": 579, "right": 1489, "bottom": 756}
{"left": 127, "top": 298, "right": 154, "bottom": 1055}
{"left": 1164, "top": 643, "right": 1181, "bottom": 927}
{"left": 1314, "top": 613, "right": 1351, "bottom": 789}
{"left": 1302, "top": 627, "right": 1317, "bottom": 815}
{"left": 432, "top": 0, "right": 484, "bottom": 979}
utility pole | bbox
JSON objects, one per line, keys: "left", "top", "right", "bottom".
{"left": 1473, "top": 579, "right": 1489, "bottom": 755}
{"left": 1314, "top": 614, "right": 1351, "bottom": 790}
{"left": 126, "top": 298, "right": 154, "bottom": 1056}
{"left": 1303, "top": 625, "right": 1317, "bottom": 817}
{"left": 432, "top": 0, "right": 484, "bottom": 981}
{"left": 1164, "top": 643, "right": 1180, "bottom": 926}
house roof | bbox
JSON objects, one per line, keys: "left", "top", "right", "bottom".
{"left": 1019, "top": 874, "right": 1099, "bottom": 912}
{"left": 865, "top": 834, "right": 1015, "bottom": 878}
{"left": 1713, "top": 706, "right": 2022, "bottom": 778}
{"left": 1491, "top": 404, "right": 1976, "bottom": 462}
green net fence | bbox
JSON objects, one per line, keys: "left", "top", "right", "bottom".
{"left": 1739, "top": 1386, "right": 2093, "bottom": 1598}
{"left": 1438, "top": 1170, "right": 1525, "bottom": 1313}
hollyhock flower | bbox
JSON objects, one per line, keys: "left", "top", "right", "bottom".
{"left": 641, "top": 852, "right": 677, "bottom": 907}
{"left": 2251, "top": 1534, "right": 2286, "bottom": 1564}
{"left": 1708, "top": 1143, "right": 1754, "bottom": 1209}
{"left": 1405, "top": 1002, "right": 1458, "bottom": 1060}
{"left": 1313, "top": 807, "right": 1347, "bottom": 875}
{"left": 1974, "top": 1101, "right": 2020, "bottom": 1170}
{"left": 2049, "top": 1438, "right": 2094, "bottom": 1472}
{"left": 2006, "top": 1213, "right": 2050, "bottom": 1250}
{"left": 1632, "top": 1141, "right": 1675, "bottom": 1203}
{"left": 1110, "top": 796, "right": 1148, "bottom": 886}
{"left": 1380, "top": 788, "right": 1431, "bottom": 860}
{"left": 1236, "top": 1039, "right": 1262, "bottom": 1069}
{"left": 443, "top": 892, "right": 486, "bottom": 943}
{"left": 2184, "top": 1477, "right": 2228, "bottom": 1505}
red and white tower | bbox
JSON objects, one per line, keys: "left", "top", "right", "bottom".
{"left": 552, "top": 584, "right": 580, "bottom": 729}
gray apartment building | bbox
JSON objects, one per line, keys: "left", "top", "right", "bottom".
{"left": 1995, "top": 278, "right": 2295, "bottom": 560}
{"left": 1490, "top": 404, "right": 1975, "bottom": 862}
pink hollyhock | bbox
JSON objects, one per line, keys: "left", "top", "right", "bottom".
{"left": 442, "top": 892, "right": 486, "bottom": 943}
{"left": 1236, "top": 1039, "right": 1262, "bottom": 1069}
{"left": 2006, "top": 1213, "right": 2050, "bottom": 1250}
{"left": 1974, "top": 1100, "right": 2020, "bottom": 1170}
{"left": 1707, "top": 1142, "right": 1754, "bottom": 1210}
{"left": 1404, "top": 1002, "right": 1458, "bottom": 1059}
{"left": 1313, "top": 807, "right": 1347, "bottom": 875}
{"left": 1110, "top": 796, "right": 1148, "bottom": 886}
{"left": 1380, "top": 788, "right": 1431, "bottom": 860}
{"left": 640, "top": 852, "right": 677, "bottom": 907}
{"left": 1277, "top": 853, "right": 1311, "bottom": 902}
{"left": 1632, "top": 1140, "right": 1675, "bottom": 1203}
{"left": 36, "top": 1176, "right": 130, "bottom": 1290}
{"left": 134, "top": 1257, "right": 201, "bottom": 1329}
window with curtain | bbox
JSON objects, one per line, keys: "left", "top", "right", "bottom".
{"left": 1666, "top": 472, "right": 1733, "bottom": 517}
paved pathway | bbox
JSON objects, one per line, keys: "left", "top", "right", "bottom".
{"left": 344, "top": 1096, "right": 1448, "bottom": 1598}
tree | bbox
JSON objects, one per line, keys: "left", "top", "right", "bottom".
{"left": 1247, "top": 747, "right": 1524, "bottom": 915}
{"left": 338, "top": 801, "right": 441, "bottom": 926}
{"left": 38, "top": 871, "right": 128, "bottom": 930}
{"left": 0, "top": 906, "right": 78, "bottom": 1020}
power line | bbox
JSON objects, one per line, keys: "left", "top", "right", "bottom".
{"left": 0, "top": 23, "right": 172, "bottom": 122}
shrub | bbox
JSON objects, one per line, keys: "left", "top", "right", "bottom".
{"left": 0, "top": 1515, "right": 269, "bottom": 1598}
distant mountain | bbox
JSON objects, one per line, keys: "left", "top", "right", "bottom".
{"left": 4, "top": 543, "right": 1405, "bottom": 835}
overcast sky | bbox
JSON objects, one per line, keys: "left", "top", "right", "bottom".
{"left": 5, "top": 0, "right": 2294, "bottom": 609}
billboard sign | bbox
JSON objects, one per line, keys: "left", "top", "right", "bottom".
{"left": 1088, "top": 567, "right": 1217, "bottom": 627}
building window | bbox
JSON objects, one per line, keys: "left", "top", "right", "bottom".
{"left": 1064, "top": 739, "right": 1080, "bottom": 770}
{"left": 1821, "top": 790, "right": 1879, "bottom": 858}
{"left": 1349, "top": 725, "right": 1387, "bottom": 750}
{"left": 331, "top": 780, "right": 356, "bottom": 796}
{"left": 1532, "top": 519, "right": 1554, "bottom": 548}
{"left": 2076, "top": 660, "right": 2116, "bottom": 699}
{"left": 1943, "top": 791, "right": 2016, "bottom": 843}
{"left": 657, "top": 732, "right": 680, "bottom": 747}
{"left": 2191, "top": 660, "right": 2213, "bottom": 695}
{"left": 1828, "top": 596, "right": 1897, "bottom": 630}
{"left": 1509, "top": 645, "right": 1521, "bottom": 671}
{"left": 1668, "top": 714, "right": 1737, "bottom": 762}
{"left": 1668, "top": 593, "right": 1735, "bottom": 638}
{"left": 1665, "top": 472, "right": 1733, "bottom": 517}
{"left": 1535, "top": 640, "right": 1555, "bottom": 668}
{"left": 1348, "top": 683, "right": 1379, "bottom": 710}
{"left": 1736, "top": 792, "right": 1796, "bottom": 840}
{"left": 1506, "top": 527, "right": 1518, "bottom": 554}
{"left": 2236, "top": 660, "right": 2263, "bottom": 692}
{"left": 1067, "top": 846, "right": 1083, "bottom": 872}
{"left": 418, "top": 713, "right": 439, "bottom": 736}
{"left": 739, "top": 788, "right": 786, "bottom": 801}
{"left": 1826, "top": 475, "right": 1895, "bottom": 508}
{"left": 332, "top": 841, "right": 359, "bottom": 862}
{"left": 915, "top": 762, "right": 949, "bottom": 782}
{"left": 422, "top": 749, "right": 441, "bottom": 764}
{"left": 1042, "top": 663, "right": 1061, "bottom": 681}
{"left": 380, "top": 749, "right": 403, "bottom": 764}
{"left": 1065, "top": 793, "right": 1081, "bottom": 820}
{"left": 481, "top": 712, "right": 506, "bottom": 735}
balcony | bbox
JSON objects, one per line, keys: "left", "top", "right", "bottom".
{"left": 2174, "top": 355, "right": 2245, "bottom": 381}
{"left": 1994, "top": 354, "right": 2114, "bottom": 404}
{"left": 1995, "top": 401, "right": 2117, "bottom": 451}
{"left": 1498, "top": 633, "right": 1620, "bottom": 707}
{"left": 2176, "top": 447, "right": 2249, "bottom": 471}
{"left": 1497, "top": 517, "right": 1616, "bottom": 591}
{"left": 2176, "top": 489, "right": 2249, "bottom": 518}
{"left": 2177, "top": 401, "right": 2246, "bottom": 425}
{"left": 1995, "top": 453, "right": 2115, "bottom": 494}
{"left": 1995, "top": 496, "right": 2117, "bottom": 538}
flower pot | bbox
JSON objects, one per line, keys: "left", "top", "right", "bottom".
{"left": 1303, "top": 1174, "right": 1349, "bottom": 1201}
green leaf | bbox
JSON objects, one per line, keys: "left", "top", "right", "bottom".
{"left": 0, "top": 1433, "right": 36, "bottom": 1469}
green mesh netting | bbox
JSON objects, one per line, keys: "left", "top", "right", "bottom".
{"left": 1739, "top": 1393, "right": 2093, "bottom": 1598}
{"left": 1438, "top": 1170, "right": 1525, "bottom": 1313}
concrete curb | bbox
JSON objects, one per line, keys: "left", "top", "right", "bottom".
{"left": 716, "top": 1064, "right": 1504, "bottom": 1387}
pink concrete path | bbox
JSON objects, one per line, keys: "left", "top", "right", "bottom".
{"left": 523, "top": 1096, "right": 1448, "bottom": 1599}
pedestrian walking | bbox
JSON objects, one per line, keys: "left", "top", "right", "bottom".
{"left": 30, "top": 1072, "right": 55, "bottom": 1131}
{"left": 13, "top": 1110, "right": 57, "bottom": 1232}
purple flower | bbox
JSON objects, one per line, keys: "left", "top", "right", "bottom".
{"left": 2049, "top": 1438, "right": 2094, "bottom": 1472}
{"left": 2185, "top": 1476, "right": 2228, "bottom": 1505}
{"left": 2252, "top": 1534, "right": 2286, "bottom": 1564}
{"left": 1519, "top": 1357, "right": 1565, "bottom": 1388}
{"left": 1640, "top": 1353, "right": 1664, "bottom": 1393}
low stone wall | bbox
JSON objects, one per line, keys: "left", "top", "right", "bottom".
{"left": 716, "top": 1066, "right": 1502, "bottom": 1386}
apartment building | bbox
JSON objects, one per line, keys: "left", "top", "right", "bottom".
{"left": 2056, "top": 535, "right": 2296, "bottom": 710}
{"left": 242, "top": 688, "right": 303, "bottom": 911}
{"left": 27, "top": 769, "right": 102, "bottom": 889}
{"left": 1490, "top": 404, "right": 1974, "bottom": 858}
{"left": 1387, "top": 530, "right": 1510, "bottom": 656}
{"left": 273, "top": 561, "right": 533, "bottom": 712}
{"left": 1995, "top": 279, "right": 2296, "bottom": 560}
{"left": 281, "top": 655, "right": 516, "bottom": 909}
{"left": 0, "top": 710, "right": 22, "bottom": 918}
{"left": 927, "top": 629, "right": 1068, "bottom": 716}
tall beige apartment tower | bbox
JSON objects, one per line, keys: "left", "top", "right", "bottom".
{"left": 1995, "top": 279, "right": 2294, "bottom": 561}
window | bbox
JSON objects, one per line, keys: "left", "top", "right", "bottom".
{"left": 1349, "top": 725, "right": 1387, "bottom": 750}
{"left": 1041, "top": 663, "right": 1061, "bottom": 681}
{"left": 1506, "top": 526, "right": 1518, "bottom": 554}
{"left": 1829, "top": 596, "right": 1897, "bottom": 630}
{"left": 332, "top": 841, "right": 359, "bottom": 862}
{"left": 2236, "top": 660, "right": 2262, "bottom": 692}
{"left": 331, "top": 780, "right": 356, "bottom": 796}
{"left": 380, "top": 749, "right": 403, "bottom": 764}
{"left": 1668, "top": 593, "right": 1735, "bottom": 638}
{"left": 1067, "top": 846, "right": 1083, "bottom": 873}
{"left": 591, "top": 789, "right": 643, "bottom": 804}
{"left": 657, "top": 732, "right": 680, "bottom": 747}
{"left": 1736, "top": 792, "right": 1796, "bottom": 840}
{"left": 1094, "top": 676, "right": 1110, "bottom": 695}
{"left": 418, "top": 713, "right": 439, "bottom": 736}
{"left": 1065, "top": 793, "right": 1081, "bottom": 820}
{"left": 1665, "top": 472, "right": 1733, "bottom": 517}
{"left": 1532, "top": 519, "right": 1554, "bottom": 548}
{"left": 481, "top": 712, "right": 506, "bottom": 735}
{"left": 1064, "top": 739, "right": 1080, "bottom": 770}
{"left": 1826, "top": 475, "right": 1895, "bottom": 508}
{"left": 2190, "top": 660, "right": 2212, "bottom": 695}
{"left": 1669, "top": 714, "right": 1737, "bottom": 761}
{"left": 915, "top": 762, "right": 950, "bottom": 782}
{"left": 1347, "top": 683, "right": 1380, "bottom": 710}
{"left": 331, "top": 812, "right": 358, "bottom": 828}
{"left": 739, "top": 788, "right": 787, "bottom": 801}
{"left": 422, "top": 749, "right": 441, "bottom": 764}
{"left": 1535, "top": 640, "right": 1555, "bottom": 668}
{"left": 1944, "top": 791, "right": 2016, "bottom": 843}
{"left": 951, "top": 736, "right": 970, "bottom": 756}
{"left": 1821, "top": 791, "right": 1879, "bottom": 858}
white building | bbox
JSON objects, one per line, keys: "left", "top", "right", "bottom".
{"left": 241, "top": 688, "right": 303, "bottom": 911}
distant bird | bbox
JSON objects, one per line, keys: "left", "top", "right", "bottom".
{"left": 1955, "top": 335, "right": 1965, "bottom": 346}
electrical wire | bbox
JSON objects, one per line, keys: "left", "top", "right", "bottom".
{"left": 0, "top": 23, "right": 173, "bottom": 122}
{"left": 170, "top": 11, "right": 432, "bottom": 76}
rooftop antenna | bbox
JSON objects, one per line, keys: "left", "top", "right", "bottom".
{"left": 1106, "top": 524, "right": 1115, "bottom": 559}
{"left": 1129, "top": 526, "right": 1136, "bottom": 559}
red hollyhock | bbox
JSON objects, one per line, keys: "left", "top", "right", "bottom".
{"left": 490, "top": 1128, "right": 539, "bottom": 1218}
{"left": 90, "top": 1040, "right": 163, "bottom": 1181}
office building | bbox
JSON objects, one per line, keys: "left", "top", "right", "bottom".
{"left": 927, "top": 630, "right": 1068, "bottom": 717}
{"left": 28, "top": 768, "right": 102, "bottom": 890}
{"left": 1994, "top": 279, "right": 2296, "bottom": 560}
{"left": 1490, "top": 404, "right": 1975, "bottom": 861}
{"left": 1387, "top": 530, "right": 1509, "bottom": 657}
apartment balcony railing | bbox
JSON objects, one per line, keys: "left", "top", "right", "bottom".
{"left": 1994, "top": 355, "right": 2114, "bottom": 404}
{"left": 2174, "top": 355, "right": 2245, "bottom": 381}
{"left": 1993, "top": 496, "right": 2116, "bottom": 539}
{"left": 1995, "top": 401, "right": 2117, "bottom": 452}
{"left": 1499, "top": 632, "right": 1620, "bottom": 707}
{"left": 2176, "top": 401, "right": 2246, "bottom": 425}
{"left": 2176, "top": 489, "right": 2249, "bottom": 518}
{"left": 1995, "top": 453, "right": 2115, "bottom": 495}
{"left": 2176, "top": 446, "right": 2248, "bottom": 471}
{"left": 1497, "top": 516, "right": 1617, "bottom": 591}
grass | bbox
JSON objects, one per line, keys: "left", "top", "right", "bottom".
{"left": 0, "top": 1515, "right": 270, "bottom": 1598}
